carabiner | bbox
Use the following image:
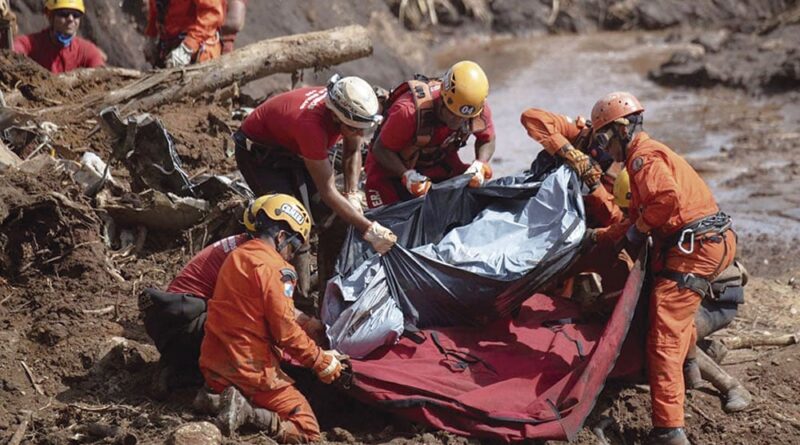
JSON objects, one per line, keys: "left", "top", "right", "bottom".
{"left": 677, "top": 228, "right": 695, "bottom": 255}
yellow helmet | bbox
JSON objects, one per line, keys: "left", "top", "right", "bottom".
{"left": 440, "top": 60, "right": 489, "bottom": 118}
{"left": 242, "top": 194, "right": 311, "bottom": 244}
{"left": 44, "top": 0, "right": 85, "bottom": 13}
{"left": 613, "top": 169, "right": 631, "bottom": 209}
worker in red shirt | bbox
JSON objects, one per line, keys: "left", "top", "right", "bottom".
{"left": 234, "top": 75, "right": 397, "bottom": 302}
{"left": 587, "top": 92, "right": 736, "bottom": 445}
{"left": 364, "top": 60, "right": 496, "bottom": 209}
{"left": 12, "top": 0, "right": 106, "bottom": 74}
{"left": 144, "top": 0, "right": 224, "bottom": 68}
{"left": 200, "top": 194, "right": 347, "bottom": 441}
{"left": 221, "top": 0, "right": 247, "bottom": 54}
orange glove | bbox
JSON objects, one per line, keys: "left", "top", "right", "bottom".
{"left": 560, "top": 146, "right": 592, "bottom": 177}
{"left": 313, "top": 350, "right": 349, "bottom": 384}
{"left": 401, "top": 169, "right": 432, "bottom": 197}
{"left": 583, "top": 164, "right": 602, "bottom": 191}
{"left": 465, "top": 160, "right": 493, "bottom": 188}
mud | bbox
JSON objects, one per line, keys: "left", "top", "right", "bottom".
{"left": 2, "top": 1, "right": 800, "bottom": 444}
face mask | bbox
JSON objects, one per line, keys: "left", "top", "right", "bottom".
{"left": 55, "top": 32, "right": 74, "bottom": 47}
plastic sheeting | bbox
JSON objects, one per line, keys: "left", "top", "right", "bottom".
{"left": 323, "top": 166, "right": 587, "bottom": 358}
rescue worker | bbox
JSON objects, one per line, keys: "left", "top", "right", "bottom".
{"left": 234, "top": 75, "right": 397, "bottom": 301}
{"left": 221, "top": 0, "right": 247, "bottom": 54}
{"left": 199, "top": 194, "right": 346, "bottom": 442}
{"left": 587, "top": 92, "right": 737, "bottom": 445}
{"left": 144, "top": 0, "right": 224, "bottom": 68}
{"left": 364, "top": 60, "right": 496, "bottom": 209}
{"left": 612, "top": 171, "right": 752, "bottom": 413}
{"left": 12, "top": 0, "right": 106, "bottom": 73}
{"left": 139, "top": 218, "right": 325, "bottom": 396}
{"left": 521, "top": 106, "right": 632, "bottom": 308}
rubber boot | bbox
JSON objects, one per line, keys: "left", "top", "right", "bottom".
{"left": 646, "top": 427, "right": 690, "bottom": 445}
{"left": 683, "top": 357, "right": 702, "bottom": 390}
{"left": 696, "top": 349, "right": 751, "bottom": 413}
{"left": 192, "top": 387, "right": 221, "bottom": 415}
{"left": 701, "top": 339, "right": 729, "bottom": 364}
{"left": 216, "top": 386, "right": 254, "bottom": 436}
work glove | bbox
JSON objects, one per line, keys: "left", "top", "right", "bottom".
{"left": 165, "top": 42, "right": 193, "bottom": 68}
{"left": 465, "top": 160, "right": 493, "bottom": 188}
{"left": 560, "top": 146, "right": 593, "bottom": 178}
{"left": 344, "top": 191, "right": 363, "bottom": 214}
{"left": 313, "top": 350, "right": 349, "bottom": 384}
{"left": 401, "top": 169, "right": 432, "bottom": 197}
{"left": 582, "top": 164, "right": 602, "bottom": 191}
{"left": 363, "top": 221, "right": 397, "bottom": 255}
{"left": 0, "top": 0, "right": 9, "bottom": 17}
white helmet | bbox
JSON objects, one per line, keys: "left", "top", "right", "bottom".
{"left": 326, "top": 74, "right": 382, "bottom": 129}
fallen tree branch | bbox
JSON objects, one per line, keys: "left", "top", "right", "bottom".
{"left": 82, "top": 305, "right": 115, "bottom": 315}
{"left": 772, "top": 412, "right": 800, "bottom": 431}
{"left": 20, "top": 361, "right": 45, "bottom": 395}
{"left": 91, "top": 25, "right": 372, "bottom": 113}
{"left": 721, "top": 332, "right": 799, "bottom": 349}
{"left": 8, "top": 411, "right": 31, "bottom": 445}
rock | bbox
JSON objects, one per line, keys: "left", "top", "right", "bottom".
{"left": 29, "top": 321, "right": 69, "bottom": 346}
{"left": 168, "top": 422, "right": 222, "bottom": 445}
{"left": 692, "top": 29, "right": 730, "bottom": 53}
{"left": 328, "top": 427, "right": 357, "bottom": 443}
{"left": 92, "top": 336, "right": 159, "bottom": 373}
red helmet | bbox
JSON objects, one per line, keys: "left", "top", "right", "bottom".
{"left": 591, "top": 92, "right": 644, "bottom": 131}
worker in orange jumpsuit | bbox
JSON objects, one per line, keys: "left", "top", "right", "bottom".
{"left": 199, "top": 194, "right": 347, "bottom": 442}
{"left": 587, "top": 92, "right": 736, "bottom": 445}
{"left": 144, "top": 0, "right": 223, "bottom": 68}
{"left": 13, "top": 0, "right": 106, "bottom": 73}
{"left": 521, "top": 107, "right": 631, "bottom": 300}
{"left": 221, "top": 0, "right": 247, "bottom": 54}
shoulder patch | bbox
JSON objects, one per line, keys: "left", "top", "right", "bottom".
{"left": 631, "top": 157, "right": 644, "bottom": 172}
{"left": 280, "top": 268, "right": 297, "bottom": 298}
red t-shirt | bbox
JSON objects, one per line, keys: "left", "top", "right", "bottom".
{"left": 13, "top": 29, "right": 106, "bottom": 74}
{"left": 240, "top": 87, "right": 343, "bottom": 161}
{"left": 167, "top": 234, "right": 249, "bottom": 299}
{"left": 378, "top": 85, "right": 495, "bottom": 152}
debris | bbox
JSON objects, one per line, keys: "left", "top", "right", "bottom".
{"left": 82, "top": 305, "right": 116, "bottom": 315}
{"left": 81, "top": 422, "right": 138, "bottom": 445}
{"left": 169, "top": 421, "right": 222, "bottom": 445}
{"left": 0, "top": 138, "right": 21, "bottom": 171}
{"left": 722, "top": 332, "right": 800, "bottom": 349}
{"left": 101, "top": 190, "right": 209, "bottom": 232}
{"left": 92, "top": 337, "right": 159, "bottom": 374}
{"left": 73, "top": 152, "right": 117, "bottom": 195}
{"left": 19, "top": 361, "right": 44, "bottom": 395}
{"left": 8, "top": 411, "right": 31, "bottom": 445}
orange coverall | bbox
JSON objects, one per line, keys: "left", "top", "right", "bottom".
{"left": 145, "top": 0, "right": 224, "bottom": 62}
{"left": 199, "top": 239, "right": 325, "bottom": 442}
{"left": 599, "top": 132, "right": 736, "bottom": 427}
{"left": 521, "top": 108, "right": 632, "bottom": 294}
{"left": 521, "top": 109, "right": 624, "bottom": 227}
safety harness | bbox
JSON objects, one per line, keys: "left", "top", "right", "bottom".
{"left": 377, "top": 76, "right": 487, "bottom": 170}
{"left": 659, "top": 211, "right": 744, "bottom": 303}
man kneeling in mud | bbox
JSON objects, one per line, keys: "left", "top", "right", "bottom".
{"left": 138, "top": 197, "right": 325, "bottom": 397}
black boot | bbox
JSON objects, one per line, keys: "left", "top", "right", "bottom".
{"left": 646, "top": 427, "right": 690, "bottom": 445}
{"left": 216, "top": 386, "right": 253, "bottom": 436}
{"left": 683, "top": 358, "right": 702, "bottom": 390}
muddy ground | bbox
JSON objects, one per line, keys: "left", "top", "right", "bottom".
{"left": 2, "top": 1, "right": 800, "bottom": 444}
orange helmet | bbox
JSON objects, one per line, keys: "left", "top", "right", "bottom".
{"left": 591, "top": 92, "right": 644, "bottom": 131}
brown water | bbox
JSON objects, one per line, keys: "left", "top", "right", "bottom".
{"left": 434, "top": 32, "right": 800, "bottom": 237}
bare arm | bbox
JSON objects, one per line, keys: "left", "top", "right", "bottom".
{"left": 341, "top": 134, "right": 362, "bottom": 194}
{"left": 371, "top": 137, "right": 409, "bottom": 177}
{"left": 475, "top": 136, "right": 495, "bottom": 163}
{"left": 304, "top": 158, "right": 372, "bottom": 233}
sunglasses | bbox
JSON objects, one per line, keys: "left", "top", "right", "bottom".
{"left": 54, "top": 10, "right": 83, "bottom": 19}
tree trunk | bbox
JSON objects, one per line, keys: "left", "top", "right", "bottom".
{"left": 94, "top": 25, "right": 372, "bottom": 113}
